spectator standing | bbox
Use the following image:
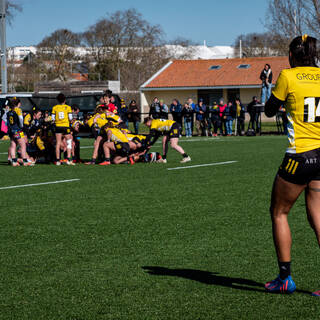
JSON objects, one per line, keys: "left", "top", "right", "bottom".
{"left": 234, "top": 98, "right": 245, "bottom": 135}
{"left": 128, "top": 100, "right": 140, "bottom": 134}
{"left": 218, "top": 98, "right": 227, "bottom": 135}
{"left": 260, "top": 64, "right": 273, "bottom": 104}
{"left": 170, "top": 99, "right": 182, "bottom": 127}
{"left": 188, "top": 98, "right": 196, "bottom": 134}
{"left": 149, "top": 97, "right": 160, "bottom": 119}
{"left": 210, "top": 101, "right": 219, "bottom": 137}
{"left": 118, "top": 98, "right": 129, "bottom": 128}
{"left": 182, "top": 102, "right": 193, "bottom": 137}
{"left": 224, "top": 101, "right": 234, "bottom": 136}
{"left": 247, "top": 96, "right": 260, "bottom": 133}
{"left": 159, "top": 100, "right": 169, "bottom": 119}
{"left": 195, "top": 99, "right": 207, "bottom": 136}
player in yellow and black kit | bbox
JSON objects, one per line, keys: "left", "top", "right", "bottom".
{"left": 264, "top": 35, "right": 320, "bottom": 296}
{"left": 143, "top": 117, "right": 191, "bottom": 163}
{"left": 7, "top": 97, "right": 33, "bottom": 166}
{"left": 51, "top": 93, "right": 74, "bottom": 165}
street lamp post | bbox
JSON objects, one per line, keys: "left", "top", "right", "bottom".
{"left": 0, "top": 0, "right": 7, "bottom": 93}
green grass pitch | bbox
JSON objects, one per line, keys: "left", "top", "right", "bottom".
{"left": 0, "top": 136, "right": 319, "bottom": 320}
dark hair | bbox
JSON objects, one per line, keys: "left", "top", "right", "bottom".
{"left": 289, "top": 35, "right": 318, "bottom": 67}
{"left": 56, "top": 93, "right": 66, "bottom": 104}
{"left": 71, "top": 104, "right": 79, "bottom": 111}
{"left": 11, "top": 97, "right": 21, "bottom": 107}
{"left": 144, "top": 117, "right": 152, "bottom": 124}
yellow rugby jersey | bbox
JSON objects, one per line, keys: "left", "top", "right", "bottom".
{"left": 273, "top": 67, "right": 320, "bottom": 153}
{"left": 106, "top": 113, "right": 121, "bottom": 124}
{"left": 151, "top": 119, "right": 175, "bottom": 132}
{"left": 106, "top": 128, "right": 129, "bottom": 143}
{"left": 24, "top": 113, "right": 31, "bottom": 126}
{"left": 88, "top": 113, "right": 107, "bottom": 128}
{"left": 52, "top": 104, "right": 72, "bottom": 127}
{"left": 126, "top": 133, "right": 146, "bottom": 142}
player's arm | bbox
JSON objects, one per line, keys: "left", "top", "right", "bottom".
{"left": 146, "top": 129, "right": 160, "bottom": 147}
{"left": 265, "top": 95, "right": 284, "bottom": 117}
{"left": 265, "top": 70, "right": 287, "bottom": 118}
{"left": 51, "top": 108, "right": 56, "bottom": 122}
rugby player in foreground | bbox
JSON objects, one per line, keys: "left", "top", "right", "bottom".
{"left": 264, "top": 35, "right": 320, "bottom": 296}
{"left": 143, "top": 117, "right": 191, "bottom": 163}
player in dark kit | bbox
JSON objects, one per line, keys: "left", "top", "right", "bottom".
{"left": 264, "top": 34, "right": 320, "bottom": 296}
{"left": 143, "top": 117, "right": 191, "bottom": 163}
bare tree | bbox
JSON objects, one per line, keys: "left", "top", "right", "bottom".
{"left": 266, "top": 0, "right": 320, "bottom": 45}
{"left": 37, "top": 29, "right": 81, "bottom": 81}
{"left": 234, "top": 32, "right": 285, "bottom": 57}
{"left": 81, "top": 9, "right": 168, "bottom": 90}
{"left": 6, "top": 0, "right": 22, "bottom": 24}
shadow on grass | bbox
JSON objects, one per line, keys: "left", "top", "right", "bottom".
{"left": 142, "top": 266, "right": 311, "bottom": 295}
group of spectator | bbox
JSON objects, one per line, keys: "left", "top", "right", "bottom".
{"left": 148, "top": 96, "right": 247, "bottom": 137}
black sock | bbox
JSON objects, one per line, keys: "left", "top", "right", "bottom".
{"left": 162, "top": 155, "right": 167, "bottom": 160}
{"left": 278, "top": 261, "right": 291, "bottom": 280}
{"left": 23, "top": 158, "right": 28, "bottom": 163}
{"left": 12, "top": 158, "right": 17, "bottom": 163}
{"left": 105, "top": 158, "right": 110, "bottom": 162}
{"left": 182, "top": 153, "right": 188, "bottom": 158}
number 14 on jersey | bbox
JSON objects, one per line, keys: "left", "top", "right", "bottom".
{"left": 304, "top": 97, "right": 320, "bottom": 123}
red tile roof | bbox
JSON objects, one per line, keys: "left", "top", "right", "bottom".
{"left": 144, "top": 56, "right": 290, "bottom": 88}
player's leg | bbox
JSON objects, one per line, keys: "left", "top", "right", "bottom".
{"left": 266, "top": 175, "right": 306, "bottom": 293}
{"left": 16, "top": 133, "right": 32, "bottom": 166}
{"left": 305, "top": 180, "right": 320, "bottom": 246}
{"left": 170, "top": 137, "right": 191, "bottom": 163}
{"left": 99, "top": 141, "right": 113, "bottom": 165}
{"left": 162, "top": 135, "right": 169, "bottom": 161}
{"left": 55, "top": 133, "right": 62, "bottom": 164}
{"left": 65, "top": 133, "right": 73, "bottom": 164}
{"left": 9, "top": 139, "right": 19, "bottom": 166}
{"left": 86, "top": 135, "right": 103, "bottom": 164}
{"left": 305, "top": 180, "right": 320, "bottom": 296}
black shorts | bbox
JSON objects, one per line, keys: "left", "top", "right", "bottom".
{"left": 168, "top": 122, "right": 181, "bottom": 139}
{"left": 278, "top": 148, "right": 320, "bottom": 185}
{"left": 114, "top": 142, "right": 130, "bottom": 157}
{"left": 55, "top": 126, "right": 71, "bottom": 135}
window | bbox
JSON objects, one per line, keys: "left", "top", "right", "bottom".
{"left": 209, "top": 65, "right": 221, "bottom": 70}
{"left": 237, "top": 64, "right": 251, "bottom": 69}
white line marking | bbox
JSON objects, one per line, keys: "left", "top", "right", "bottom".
{"left": 167, "top": 161, "right": 238, "bottom": 171}
{"left": 80, "top": 146, "right": 94, "bottom": 149}
{"left": 0, "top": 179, "right": 80, "bottom": 190}
{"left": 0, "top": 152, "right": 7, "bottom": 155}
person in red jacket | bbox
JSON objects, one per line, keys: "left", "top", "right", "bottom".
{"left": 217, "top": 98, "right": 227, "bottom": 135}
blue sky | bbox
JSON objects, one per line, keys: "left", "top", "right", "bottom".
{"left": 7, "top": 0, "right": 268, "bottom": 47}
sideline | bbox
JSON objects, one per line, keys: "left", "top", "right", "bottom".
{"left": 0, "top": 179, "right": 80, "bottom": 190}
{"left": 167, "top": 161, "right": 238, "bottom": 171}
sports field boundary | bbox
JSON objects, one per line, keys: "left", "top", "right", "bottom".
{"left": 0, "top": 179, "right": 80, "bottom": 190}
{"left": 167, "top": 161, "right": 238, "bottom": 171}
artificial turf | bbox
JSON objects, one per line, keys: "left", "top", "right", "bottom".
{"left": 0, "top": 135, "right": 319, "bottom": 320}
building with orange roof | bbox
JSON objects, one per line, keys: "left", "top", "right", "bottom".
{"left": 140, "top": 56, "right": 290, "bottom": 114}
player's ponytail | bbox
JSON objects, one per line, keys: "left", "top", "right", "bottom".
{"left": 289, "top": 35, "right": 319, "bottom": 67}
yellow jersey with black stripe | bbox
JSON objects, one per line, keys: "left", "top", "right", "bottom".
{"left": 87, "top": 113, "right": 107, "bottom": 128}
{"left": 151, "top": 119, "right": 175, "bottom": 132}
{"left": 52, "top": 104, "right": 72, "bottom": 127}
{"left": 106, "top": 113, "right": 121, "bottom": 124}
{"left": 273, "top": 67, "right": 320, "bottom": 153}
{"left": 24, "top": 113, "right": 31, "bottom": 126}
{"left": 106, "top": 128, "right": 129, "bottom": 143}
{"left": 126, "top": 133, "right": 146, "bottom": 142}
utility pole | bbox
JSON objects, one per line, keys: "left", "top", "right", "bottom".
{"left": 239, "top": 39, "right": 242, "bottom": 59}
{"left": 0, "top": 0, "right": 7, "bottom": 93}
